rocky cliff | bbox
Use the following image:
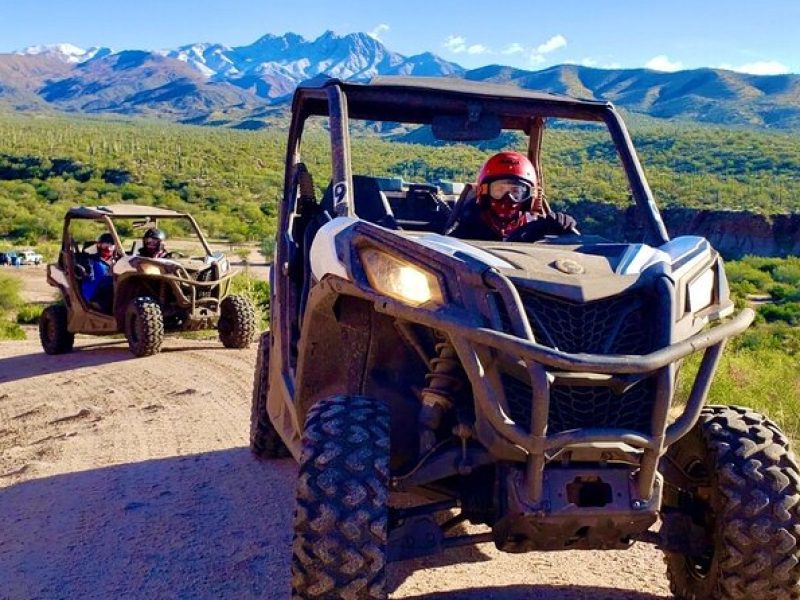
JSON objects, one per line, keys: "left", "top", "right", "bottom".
{"left": 566, "top": 201, "right": 800, "bottom": 258}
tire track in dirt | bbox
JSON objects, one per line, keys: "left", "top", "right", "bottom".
{"left": 0, "top": 335, "right": 672, "bottom": 599}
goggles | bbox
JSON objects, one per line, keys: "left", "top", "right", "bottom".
{"left": 487, "top": 178, "right": 533, "bottom": 203}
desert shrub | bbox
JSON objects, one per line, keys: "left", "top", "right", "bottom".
{"left": 759, "top": 302, "right": 800, "bottom": 326}
{"left": 16, "top": 303, "right": 44, "bottom": 324}
{"left": 0, "top": 319, "right": 25, "bottom": 340}
{"left": 725, "top": 261, "right": 773, "bottom": 295}
{"left": 0, "top": 273, "right": 22, "bottom": 310}
{"left": 260, "top": 237, "right": 276, "bottom": 263}
{"left": 769, "top": 283, "right": 800, "bottom": 302}
{"left": 676, "top": 346, "right": 800, "bottom": 441}
{"left": 772, "top": 261, "right": 800, "bottom": 287}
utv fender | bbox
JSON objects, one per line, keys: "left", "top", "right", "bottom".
{"left": 294, "top": 286, "right": 424, "bottom": 470}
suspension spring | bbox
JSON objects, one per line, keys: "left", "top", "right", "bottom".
{"left": 419, "top": 335, "right": 464, "bottom": 451}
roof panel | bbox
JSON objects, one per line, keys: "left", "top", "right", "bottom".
{"left": 66, "top": 204, "right": 189, "bottom": 219}
{"left": 293, "top": 76, "right": 613, "bottom": 125}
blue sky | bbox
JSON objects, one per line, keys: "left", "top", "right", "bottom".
{"left": 1, "top": 0, "right": 798, "bottom": 74}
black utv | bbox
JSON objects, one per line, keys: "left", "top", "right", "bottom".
{"left": 251, "top": 77, "right": 800, "bottom": 599}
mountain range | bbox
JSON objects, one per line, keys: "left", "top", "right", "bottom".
{"left": 2, "top": 31, "right": 800, "bottom": 130}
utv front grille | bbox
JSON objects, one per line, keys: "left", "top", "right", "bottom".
{"left": 517, "top": 288, "right": 656, "bottom": 355}
{"left": 196, "top": 264, "right": 219, "bottom": 299}
{"left": 502, "top": 373, "right": 654, "bottom": 435}
{"left": 501, "top": 288, "right": 659, "bottom": 434}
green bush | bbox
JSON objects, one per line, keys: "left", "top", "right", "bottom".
{"left": 0, "top": 273, "right": 22, "bottom": 311}
{"left": 773, "top": 262, "right": 800, "bottom": 287}
{"left": 769, "top": 283, "right": 800, "bottom": 302}
{"left": 676, "top": 343, "right": 800, "bottom": 442}
{"left": 0, "top": 319, "right": 25, "bottom": 340}
{"left": 16, "top": 303, "right": 44, "bottom": 324}
{"left": 725, "top": 261, "right": 773, "bottom": 294}
{"left": 733, "top": 323, "right": 800, "bottom": 355}
{"left": 758, "top": 302, "right": 800, "bottom": 326}
{"left": 260, "top": 237, "right": 276, "bottom": 263}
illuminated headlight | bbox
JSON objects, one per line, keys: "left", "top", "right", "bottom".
{"left": 687, "top": 269, "right": 715, "bottom": 312}
{"left": 359, "top": 248, "right": 444, "bottom": 306}
{"left": 138, "top": 263, "right": 164, "bottom": 275}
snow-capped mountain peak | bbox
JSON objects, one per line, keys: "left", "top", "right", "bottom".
{"left": 8, "top": 31, "right": 464, "bottom": 104}
{"left": 149, "top": 31, "right": 464, "bottom": 95}
{"left": 17, "top": 43, "right": 110, "bottom": 63}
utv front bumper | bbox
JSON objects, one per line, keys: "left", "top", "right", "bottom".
{"left": 317, "top": 273, "right": 754, "bottom": 513}
{"left": 127, "top": 268, "right": 235, "bottom": 323}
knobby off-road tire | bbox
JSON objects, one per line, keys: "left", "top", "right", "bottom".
{"left": 292, "top": 396, "right": 390, "bottom": 600}
{"left": 218, "top": 294, "right": 256, "bottom": 349}
{"left": 124, "top": 297, "right": 164, "bottom": 357}
{"left": 249, "top": 331, "right": 290, "bottom": 459}
{"left": 663, "top": 405, "right": 800, "bottom": 599}
{"left": 39, "top": 304, "right": 74, "bottom": 354}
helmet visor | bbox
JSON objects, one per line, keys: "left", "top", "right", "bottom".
{"left": 488, "top": 178, "right": 532, "bottom": 203}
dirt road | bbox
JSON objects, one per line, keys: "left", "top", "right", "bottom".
{"left": 0, "top": 333, "right": 672, "bottom": 599}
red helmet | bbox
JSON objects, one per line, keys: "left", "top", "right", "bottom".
{"left": 476, "top": 152, "right": 538, "bottom": 236}
{"left": 477, "top": 151, "right": 537, "bottom": 189}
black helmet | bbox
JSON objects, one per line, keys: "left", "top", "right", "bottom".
{"left": 143, "top": 228, "right": 166, "bottom": 242}
{"left": 97, "top": 232, "right": 115, "bottom": 245}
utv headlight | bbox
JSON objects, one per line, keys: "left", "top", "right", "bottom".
{"left": 359, "top": 248, "right": 444, "bottom": 306}
{"left": 687, "top": 269, "right": 715, "bottom": 312}
{"left": 138, "top": 262, "right": 164, "bottom": 276}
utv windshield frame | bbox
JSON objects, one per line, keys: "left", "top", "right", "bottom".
{"left": 281, "top": 77, "right": 669, "bottom": 247}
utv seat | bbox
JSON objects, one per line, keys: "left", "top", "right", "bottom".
{"left": 322, "top": 175, "right": 400, "bottom": 230}
{"left": 443, "top": 183, "right": 477, "bottom": 234}
{"left": 397, "top": 183, "right": 452, "bottom": 233}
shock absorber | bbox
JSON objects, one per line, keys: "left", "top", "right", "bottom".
{"left": 419, "top": 334, "right": 464, "bottom": 452}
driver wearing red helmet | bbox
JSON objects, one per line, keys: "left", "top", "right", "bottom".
{"left": 446, "top": 151, "right": 577, "bottom": 241}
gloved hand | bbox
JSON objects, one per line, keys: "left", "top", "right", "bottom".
{"left": 505, "top": 218, "right": 546, "bottom": 242}
{"left": 550, "top": 211, "right": 577, "bottom": 233}
{"left": 505, "top": 212, "right": 578, "bottom": 242}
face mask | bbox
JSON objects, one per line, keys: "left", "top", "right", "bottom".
{"left": 481, "top": 194, "right": 535, "bottom": 237}
{"left": 98, "top": 243, "right": 114, "bottom": 259}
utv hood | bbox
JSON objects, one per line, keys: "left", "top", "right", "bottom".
{"left": 310, "top": 219, "right": 711, "bottom": 305}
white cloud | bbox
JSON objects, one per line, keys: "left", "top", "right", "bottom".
{"left": 529, "top": 53, "right": 546, "bottom": 66}
{"left": 444, "top": 34, "right": 568, "bottom": 64}
{"left": 367, "top": 24, "right": 390, "bottom": 41}
{"left": 467, "top": 44, "right": 490, "bottom": 55}
{"left": 645, "top": 55, "right": 683, "bottom": 72}
{"left": 443, "top": 35, "right": 491, "bottom": 55}
{"left": 719, "top": 60, "right": 789, "bottom": 75}
{"left": 567, "top": 57, "right": 621, "bottom": 69}
{"left": 443, "top": 35, "right": 467, "bottom": 53}
{"left": 501, "top": 43, "right": 525, "bottom": 55}
{"left": 536, "top": 35, "right": 567, "bottom": 55}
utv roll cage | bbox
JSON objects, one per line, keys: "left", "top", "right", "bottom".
{"left": 282, "top": 77, "right": 669, "bottom": 245}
